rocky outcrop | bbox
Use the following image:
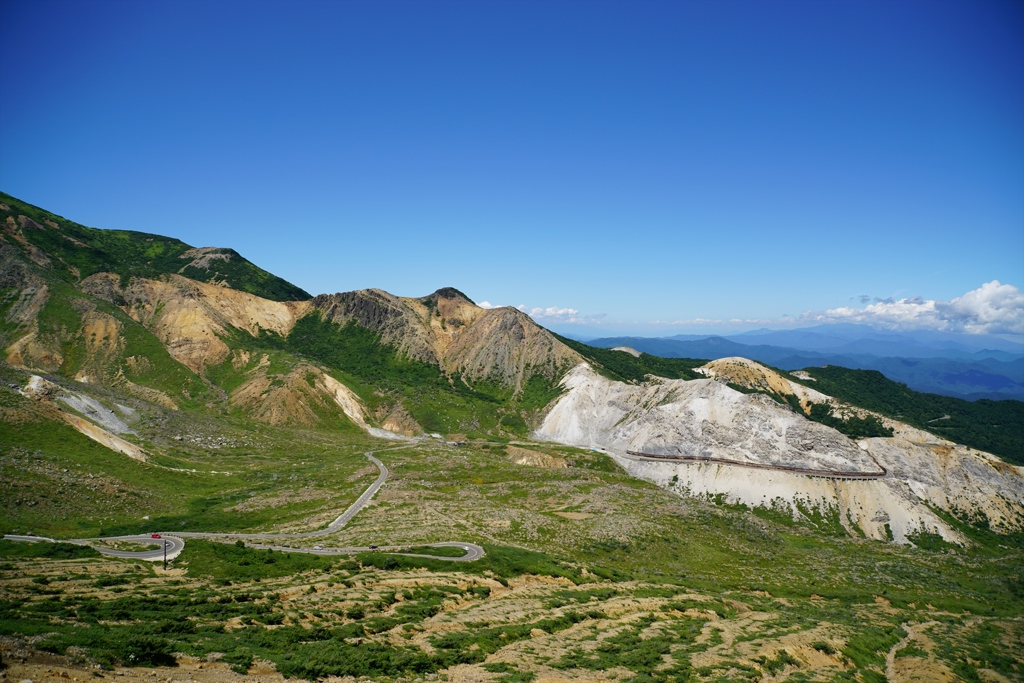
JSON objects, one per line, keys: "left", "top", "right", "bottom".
{"left": 442, "top": 306, "right": 580, "bottom": 391}
{"left": 82, "top": 273, "right": 312, "bottom": 372}
{"left": 696, "top": 356, "right": 831, "bottom": 411}
{"left": 861, "top": 434, "right": 1024, "bottom": 534}
{"left": 538, "top": 364, "right": 876, "bottom": 472}
{"left": 313, "top": 287, "right": 583, "bottom": 393}
{"left": 313, "top": 289, "right": 441, "bottom": 364}
{"left": 177, "top": 247, "right": 234, "bottom": 272}
{"left": 507, "top": 445, "right": 567, "bottom": 469}
{"left": 537, "top": 362, "right": 1024, "bottom": 544}
{"left": 229, "top": 363, "right": 368, "bottom": 429}
{"left": 22, "top": 375, "right": 147, "bottom": 462}
{"left": 374, "top": 402, "right": 424, "bottom": 437}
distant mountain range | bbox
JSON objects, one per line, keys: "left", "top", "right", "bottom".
{"left": 582, "top": 326, "right": 1024, "bottom": 401}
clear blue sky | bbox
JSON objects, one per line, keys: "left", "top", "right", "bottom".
{"left": 1, "top": 0, "right": 1022, "bottom": 335}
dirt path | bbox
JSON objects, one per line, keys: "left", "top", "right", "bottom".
{"left": 886, "top": 621, "right": 938, "bottom": 681}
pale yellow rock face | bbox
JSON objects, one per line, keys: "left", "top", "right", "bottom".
{"left": 79, "top": 309, "right": 123, "bottom": 355}
{"left": 507, "top": 445, "right": 568, "bottom": 469}
{"left": 375, "top": 401, "right": 424, "bottom": 437}
{"left": 228, "top": 363, "right": 368, "bottom": 429}
{"left": 59, "top": 412, "right": 147, "bottom": 461}
{"left": 5, "top": 329, "right": 63, "bottom": 371}
{"left": 81, "top": 273, "right": 312, "bottom": 373}
{"left": 72, "top": 310, "right": 125, "bottom": 382}
{"left": 312, "top": 288, "right": 583, "bottom": 393}
{"left": 21, "top": 375, "right": 148, "bottom": 461}
{"left": 697, "top": 356, "right": 831, "bottom": 410}
{"left": 405, "top": 293, "right": 488, "bottom": 359}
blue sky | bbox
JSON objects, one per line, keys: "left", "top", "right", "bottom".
{"left": 1, "top": 0, "right": 1022, "bottom": 336}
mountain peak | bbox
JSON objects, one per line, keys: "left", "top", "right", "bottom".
{"left": 424, "top": 287, "right": 475, "bottom": 305}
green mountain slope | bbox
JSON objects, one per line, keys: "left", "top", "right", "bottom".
{"left": 553, "top": 333, "right": 705, "bottom": 382}
{"left": 0, "top": 246, "right": 210, "bottom": 408}
{"left": 1, "top": 197, "right": 1022, "bottom": 683}
{"left": 793, "top": 366, "right": 1024, "bottom": 465}
{"left": 4, "top": 190, "right": 1021, "bottom": 458}
{"left": 211, "top": 312, "right": 563, "bottom": 436}
{"left": 1, "top": 192, "right": 309, "bottom": 302}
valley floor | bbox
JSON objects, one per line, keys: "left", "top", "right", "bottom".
{"left": 2, "top": 377, "right": 1022, "bottom": 682}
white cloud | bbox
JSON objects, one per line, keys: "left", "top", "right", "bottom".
{"left": 517, "top": 304, "right": 607, "bottom": 325}
{"left": 806, "top": 281, "right": 1024, "bottom": 334}
{"left": 936, "top": 281, "right": 1024, "bottom": 334}
{"left": 651, "top": 317, "right": 725, "bottom": 326}
{"left": 477, "top": 301, "right": 501, "bottom": 309}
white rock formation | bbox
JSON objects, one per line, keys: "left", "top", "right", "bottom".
{"left": 536, "top": 363, "right": 1024, "bottom": 545}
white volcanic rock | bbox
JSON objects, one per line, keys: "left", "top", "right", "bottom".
{"left": 861, "top": 436, "right": 1024, "bottom": 534}
{"left": 538, "top": 364, "right": 879, "bottom": 473}
{"left": 536, "top": 363, "right": 1024, "bottom": 544}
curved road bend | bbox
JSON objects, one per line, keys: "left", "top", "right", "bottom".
{"left": 6, "top": 447, "right": 484, "bottom": 564}
{"left": 3, "top": 533, "right": 186, "bottom": 562}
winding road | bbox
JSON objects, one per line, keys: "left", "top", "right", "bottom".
{"left": 6, "top": 447, "right": 485, "bottom": 564}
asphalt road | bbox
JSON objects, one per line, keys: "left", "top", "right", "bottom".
{"left": 85, "top": 535, "right": 185, "bottom": 561}
{"left": 5, "top": 448, "right": 485, "bottom": 564}
{"left": 3, "top": 533, "right": 185, "bottom": 561}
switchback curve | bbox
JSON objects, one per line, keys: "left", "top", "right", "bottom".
{"left": 5, "top": 446, "right": 485, "bottom": 564}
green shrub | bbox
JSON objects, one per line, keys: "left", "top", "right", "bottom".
{"left": 0, "top": 540, "right": 99, "bottom": 560}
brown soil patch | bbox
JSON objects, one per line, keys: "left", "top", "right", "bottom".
{"left": 891, "top": 657, "right": 958, "bottom": 682}
{"left": 508, "top": 446, "right": 567, "bottom": 469}
{"left": 552, "top": 511, "right": 593, "bottom": 520}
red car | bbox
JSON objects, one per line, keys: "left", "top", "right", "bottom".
{"left": 151, "top": 533, "right": 161, "bottom": 539}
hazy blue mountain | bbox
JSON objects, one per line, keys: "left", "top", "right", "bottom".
{"left": 720, "top": 324, "right": 1024, "bottom": 358}
{"left": 588, "top": 336, "right": 1024, "bottom": 401}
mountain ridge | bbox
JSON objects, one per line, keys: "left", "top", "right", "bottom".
{"left": 2, "top": 191, "right": 1021, "bottom": 550}
{"left": 587, "top": 334, "right": 1024, "bottom": 401}
{"left": 1, "top": 192, "right": 311, "bottom": 302}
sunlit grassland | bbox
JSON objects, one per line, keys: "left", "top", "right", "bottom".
{"left": 1, "top": 537, "right": 1020, "bottom": 682}
{"left": 320, "top": 440, "right": 1024, "bottom": 618}
{"left": 1, "top": 365, "right": 1022, "bottom": 681}
{"left": 0, "top": 382, "right": 384, "bottom": 538}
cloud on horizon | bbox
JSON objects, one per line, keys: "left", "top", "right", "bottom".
{"left": 518, "top": 305, "right": 607, "bottom": 324}
{"left": 487, "top": 281, "right": 1024, "bottom": 335}
{"left": 809, "top": 280, "right": 1024, "bottom": 334}
{"left": 477, "top": 301, "right": 607, "bottom": 325}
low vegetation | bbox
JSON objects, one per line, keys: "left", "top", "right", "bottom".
{"left": 555, "top": 333, "right": 706, "bottom": 382}
{"left": 7, "top": 422, "right": 1021, "bottom": 680}
{"left": 0, "top": 192, "right": 309, "bottom": 301}
{"left": 2, "top": 526, "right": 1021, "bottom": 682}
{"left": 794, "top": 366, "right": 1024, "bottom": 464}
{"left": 2, "top": 191, "right": 1023, "bottom": 682}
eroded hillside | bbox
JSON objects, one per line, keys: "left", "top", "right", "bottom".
{"left": 312, "top": 287, "right": 582, "bottom": 391}
{"left": 536, "top": 361, "right": 1024, "bottom": 544}
{"left": 3, "top": 190, "right": 1022, "bottom": 552}
{"left": 3, "top": 193, "right": 1024, "bottom": 683}
{"left": 2, "top": 194, "right": 584, "bottom": 438}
